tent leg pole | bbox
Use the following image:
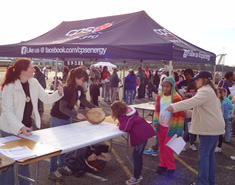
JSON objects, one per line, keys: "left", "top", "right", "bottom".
{"left": 122, "top": 61, "right": 126, "bottom": 100}
{"left": 213, "top": 65, "right": 216, "bottom": 83}
{"left": 53, "top": 58, "right": 58, "bottom": 91}
{"left": 169, "top": 60, "right": 173, "bottom": 76}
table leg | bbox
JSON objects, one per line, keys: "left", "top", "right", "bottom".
{"left": 34, "top": 161, "right": 39, "bottom": 185}
{"left": 126, "top": 134, "right": 133, "bottom": 167}
{"left": 14, "top": 164, "right": 19, "bottom": 185}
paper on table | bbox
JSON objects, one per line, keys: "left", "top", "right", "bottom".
{"left": 0, "top": 143, "right": 5, "bottom": 146}
{"left": 0, "top": 136, "right": 21, "bottom": 144}
{"left": 166, "top": 134, "right": 186, "bottom": 155}
{"left": 0, "top": 146, "right": 35, "bottom": 160}
{"left": 229, "top": 86, "right": 235, "bottom": 96}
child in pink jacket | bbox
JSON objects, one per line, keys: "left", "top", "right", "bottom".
{"left": 111, "top": 101, "right": 155, "bottom": 185}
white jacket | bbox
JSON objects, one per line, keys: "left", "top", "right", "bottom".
{"left": 171, "top": 85, "right": 225, "bottom": 135}
{"left": 0, "top": 78, "right": 62, "bottom": 135}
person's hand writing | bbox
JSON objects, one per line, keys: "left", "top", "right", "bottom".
{"left": 77, "top": 113, "right": 86, "bottom": 120}
{"left": 165, "top": 105, "right": 174, "bottom": 112}
{"left": 20, "top": 126, "right": 32, "bottom": 136}
{"left": 57, "top": 81, "right": 63, "bottom": 95}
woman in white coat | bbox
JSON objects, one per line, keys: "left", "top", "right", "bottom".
{"left": 166, "top": 71, "right": 225, "bottom": 185}
{"left": 0, "top": 58, "right": 63, "bottom": 185}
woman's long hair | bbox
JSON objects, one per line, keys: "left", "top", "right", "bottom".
{"left": 201, "top": 79, "right": 217, "bottom": 94}
{"left": 1, "top": 58, "right": 32, "bottom": 88}
{"left": 66, "top": 67, "right": 88, "bottom": 106}
{"left": 217, "top": 88, "right": 225, "bottom": 101}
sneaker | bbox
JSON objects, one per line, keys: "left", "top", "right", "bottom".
{"left": 156, "top": 166, "right": 168, "bottom": 175}
{"left": 215, "top": 147, "right": 222, "bottom": 153}
{"left": 48, "top": 171, "right": 63, "bottom": 181}
{"left": 151, "top": 151, "right": 158, "bottom": 156}
{"left": 189, "top": 182, "right": 196, "bottom": 185}
{"left": 189, "top": 144, "right": 197, "bottom": 151}
{"left": 126, "top": 176, "right": 143, "bottom": 185}
{"left": 58, "top": 166, "right": 73, "bottom": 175}
{"left": 143, "top": 148, "right": 153, "bottom": 155}
{"left": 230, "top": 156, "right": 235, "bottom": 160}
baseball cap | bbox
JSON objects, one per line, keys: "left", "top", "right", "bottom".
{"left": 192, "top": 71, "right": 212, "bottom": 81}
{"left": 128, "top": 69, "right": 134, "bottom": 72}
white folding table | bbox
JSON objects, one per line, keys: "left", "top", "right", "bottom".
{"left": 130, "top": 102, "right": 155, "bottom": 121}
{"left": 21, "top": 121, "right": 126, "bottom": 154}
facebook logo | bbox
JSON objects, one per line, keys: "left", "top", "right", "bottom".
{"left": 21, "top": 46, "right": 27, "bottom": 55}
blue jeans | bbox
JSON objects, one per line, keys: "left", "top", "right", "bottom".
{"left": 0, "top": 131, "right": 31, "bottom": 185}
{"left": 132, "top": 140, "right": 147, "bottom": 179}
{"left": 224, "top": 119, "right": 230, "bottom": 142}
{"left": 183, "top": 118, "right": 196, "bottom": 145}
{"left": 125, "top": 90, "right": 135, "bottom": 105}
{"left": 49, "top": 116, "right": 72, "bottom": 172}
{"left": 104, "top": 83, "right": 110, "bottom": 101}
{"left": 231, "top": 119, "right": 235, "bottom": 135}
{"left": 197, "top": 135, "right": 218, "bottom": 185}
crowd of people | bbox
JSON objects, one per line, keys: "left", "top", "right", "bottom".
{"left": 0, "top": 58, "right": 235, "bottom": 185}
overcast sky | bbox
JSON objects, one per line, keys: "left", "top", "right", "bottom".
{"left": 0, "top": 0, "right": 234, "bottom": 66}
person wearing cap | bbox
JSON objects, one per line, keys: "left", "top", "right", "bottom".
{"left": 109, "top": 68, "right": 120, "bottom": 103}
{"left": 165, "top": 71, "right": 225, "bottom": 185}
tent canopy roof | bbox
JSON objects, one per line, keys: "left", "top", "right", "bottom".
{"left": 0, "top": 11, "right": 215, "bottom": 64}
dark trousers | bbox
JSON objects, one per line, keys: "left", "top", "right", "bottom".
{"left": 132, "top": 140, "right": 147, "bottom": 179}
{"left": 38, "top": 99, "right": 44, "bottom": 112}
{"left": 217, "top": 135, "right": 223, "bottom": 148}
{"left": 91, "top": 96, "right": 99, "bottom": 106}
{"left": 138, "top": 84, "right": 145, "bottom": 98}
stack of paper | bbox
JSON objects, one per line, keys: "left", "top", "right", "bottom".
{"left": 0, "top": 146, "right": 35, "bottom": 160}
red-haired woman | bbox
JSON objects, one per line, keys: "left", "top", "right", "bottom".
{"left": 0, "top": 58, "right": 63, "bottom": 185}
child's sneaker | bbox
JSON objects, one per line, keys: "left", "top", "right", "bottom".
{"left": 48, "top": 170, "right": 63, "bottom": 181}
{"left": 189, "top": 144, "right": 197, "bottom": 151}
{"left": 151, "top": 151, "right": 158, "bottom": 156}
{"left": 126, "top": 176, "right": 143, "bottom": 185}
{"left": 58, "top": 166, "right": 73, "bottom": 175}
{"left": 230, "top": 156, "right": 235, "bottom": 160}
{"left": 143, "top": 148, "right": 153, "bottom": 155}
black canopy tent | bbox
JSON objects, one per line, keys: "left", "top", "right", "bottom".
{"left": 0, "top": 11, "right": 216, "bottom": 65}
